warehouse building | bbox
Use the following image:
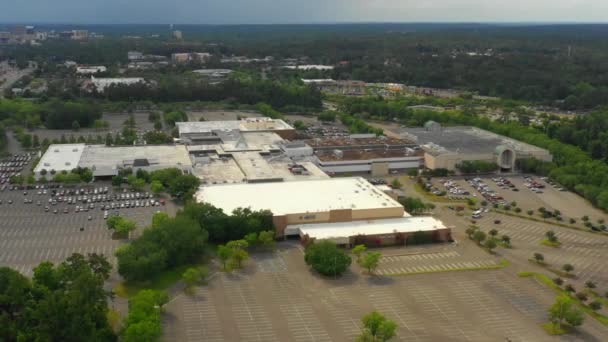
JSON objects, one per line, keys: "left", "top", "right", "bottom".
{"left": 396, "top": 122, "right": 552, "bottom": 171}
{"left": 307, "top": 135, "right": 423, "bottom": 176}
{"left": 34, "top": 144, "right": 192, "bottom": 178}
{"left": 196, "top": 177, "right": 452, "bottom": 244}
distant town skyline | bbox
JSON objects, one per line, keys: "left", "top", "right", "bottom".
{"left": 1, "top": 0, "right": 607, "bottom": 25}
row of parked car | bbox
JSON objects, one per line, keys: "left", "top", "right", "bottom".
{"left": 441, "top": 179, "right": 471, "bottom": 196}
{"left": 468, "top": 178, "right": 507, "bottom": 205}
{"left": 0, "top": 153, "right": 32, "bottom": 184}
{"left": 522, "top": 176, "right": 545, "bottom": 193}
{"left": 491, "top": 177, "right": 520, "bottom": 192}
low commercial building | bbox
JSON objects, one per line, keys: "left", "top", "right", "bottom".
{"left": 34, "top": 144, "right": 192, "bottom": 178}
{"left": 301, "top": 79, "right": 366, "bottom": 95}
{"left": 76, "top": 66, "right": 107, "bottom": 74}
{"left": 396, "top": 122, "right": 553, "bottom": 171}
{"left": 193, "top": 69, "right": 233, "bottom": 78}
{"left": 89, "top": 76, "right": 145, "bottom": 93}
{"left": 196, "top": 177, "right": 452, "bottom": 244}
{"left": 307, "top": 135, "right": 423, "bottom": 176}
{"left": 176, "top": 117, "right": 296, "bottom": 142}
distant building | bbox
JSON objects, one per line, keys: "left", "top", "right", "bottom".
{"left": 396, "top": 122, "right": 553, "bottom": 171}
{"left": 89, "top": 76, "right": 145, "bottom": 93}
{"left": 64, "top": 60, "right": 78, "bottom": 68}
{"left": 171, "top": 53, "right": 190, "bottom": 63}
{"left": 192, "top": 69, "right": 232, "bottom": 78}
{"left": 302, "top": 79, "right": 366, "bottom": 95}
{"left": 173, "top": 30, "right": 183, "bottom": 40}
{"left": 127, "top": 51, "right": 144, "bottom": 61}
{"left": 76, "top": 66, "right": 107, "bottom": 75}
{"left": 71, "top": 30, "right": 88, "bottom": 40}
{"left": 0, "top": 32, "right": 10, "bottom": 44}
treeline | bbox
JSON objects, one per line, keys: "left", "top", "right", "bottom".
{"left": 0, "top": 254, "right": 115, "bottom": 341}
{"left": 340, "top": 96, "right": 608, "bottom": 211}
{"left": 457, "top": 160, "right": 499, "bottom": 174}
{"left": 98, "top": 79, "right": 322, "bottom": 111}
{"left": 0, "top": 98, "right": 102, "bottom": 129}
{"left": 116, "top": 204, "right": 273, "bottom": 282}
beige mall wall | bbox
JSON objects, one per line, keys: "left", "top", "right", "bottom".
{"left": 351, "top": 207, "right": 404, "bottom": 221}
{"left": 371, "top": 162, "right": 390, "bottom": 176}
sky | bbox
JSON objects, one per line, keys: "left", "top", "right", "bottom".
{"left": 1, "top": 0, "right": 607, "bottom": 24}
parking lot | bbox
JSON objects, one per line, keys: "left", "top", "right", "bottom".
{"left": 0, "top": 181, "right": 168, "bottom": 276}
{"left": 474, "top": 211, "right": 608, "bottom": 286}
{"left": 0, "top": 153, "right": 34, "bottom": 184}
{"left": 435, "top": 175, "right": 608, "bottom": 225}
{"left": 162, "top": 242, "right": 607, "bottom": 342}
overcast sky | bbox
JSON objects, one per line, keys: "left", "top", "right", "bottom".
{"left": 2, "top": 0, "right": 607, "bottom": 24}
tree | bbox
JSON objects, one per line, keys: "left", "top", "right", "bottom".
{"left": 472, "top": 230, "right": 486, "bottom": 244}
{"left": 553, "top": 277, "right": 564, "bottom": 286}
{"left": 356, "top": 311, "right": 397, "bottom": 342}
{"left": 545, "top": 230, "right": 558, "bottom": 243}
{"left": 244, "top": 232, "right": 259, "bottom": 246}
{"left": 1, "top": 254, "right": 116, "bottom": 341}
{"left": 258, "top": 230, "right": 276, "bottom": 250}
{"left": 501, "top": 235, "right": 511, "bottom": 246}
{"left": 575, "top": 292, "right": 588, "bottom": 302}
{"left": 318, "top": 111, "right": 336, "bottom": 122}
{"left": 484, "top": 239, "right": 497, "bottom": 252}
{"left": 168, "top": 174, "right": 200, "bottom": 200}
{"left": 360, "top": 252, "right": 382, "bottom": 275}
{"left": 352, "top": 244, "right": 367, "bottom": 262}
{"left": 548, "top": 294, "right": 584, "bottom": 331}
{"left": 534, "top": 253, "right": 545, "bottom": 263}
{"left": 562, "top": 264, "right": 574, "bottom": 274}
{"left": 565, "top": 284, "right": 576, "bottom": 293}
{"left": 304, "top": 241, "right": 352, "bottom": 277}
{"left": 182, "top": 267, "right": 208, "bottom": 292}
{"left": 111, "top": 175, "right": 123, "bottom": 187}
{"left": 489, "top": 229, "right": 498, "bottom": 237}
{"left": 128, "top": 175, "right": 146, "bottom": 191}
{"left": 585, "top": 281, "right": 596, "bottom": 290}
{"left": 71, "top": 120, "right": 80, "bottom": 131}
{"left": 227, "top": 240, "right": 249, "bottom": 268}
{"left": 390, "top": 178, "right": 402, "bottom": 189}
{"left": 121, "top": 290, "right": 168, "bottom": 342}
{"left": 150, "top": 180, "right": 164, "bottom": 195}
{"left": 589, "top": 301, "right": 602, "bottom": 311}
{"left": 217, "top": 245, "right": 232, "bottom": 270}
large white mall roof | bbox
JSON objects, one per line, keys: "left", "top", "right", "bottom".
{"left": 196, "top": 177, "right": 403, "bottom": 215}
{"left": 34, "top": 144, "right": 85, "bottom": 173}
{"left": 289, "top": 216, "right": 448, "bottom": 244}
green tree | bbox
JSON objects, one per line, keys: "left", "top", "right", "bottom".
{"left": 484, "top": 239, "right": 497, "bottom": 252}
{"left": 585, "top": 281, "right": 596, "bottom": 290}
{"left": 128, "top": 175, "right": 146, "bottom": 191}
{"left": 489, "top": 229, "right": 498, "bottom": 238}
{"left": 304, "top": 241, "right": 352, "bottom": 277}
{"left": 534, "top": 253, "right": 545, "bottom": 263}
{"left": 589, "top": 301, "right": 602, "bottom": 311}
{"left": 562, "top": 264, "right": 574, "bottom": 274}
{"left": 390, "top": 178, "right": 402, "bottom": 189}
{"left": 548, "top": 294, "right": 584, "bottom": 331}
{"left": 244, "top": 232, "right": 259, "bottom": 246}
{"left": 356, "top": 311, "right": 397, "bottom": 342}
{"left": 352, "top": 244, "right": 367, "bottom": 263}
{"left": 501, "top": 235, "right": 511, "bottom": 246}
{"left": 545, "top": 230, "right": 558, "bottom": 243}
{"left": 151, "top": 180, "right": 164, "bottom": 195}
{"left": 227, "top": 240, "right": 249, "bottom": 268}
{"left": 72, "top": 120, "right": 80, "bottom": 131}
{"left": 217, "top": 245, "right": 232, "bottom": 270}
{"left": 121, "top": 290, "right": 168, "bottom": 342}
{"left": 182, "top": 267, "right": 208, "bottom": 293}
{"left": 472, "top": 230, "right": 486, "bottom": 244}
{"left": 258, "top": 230, "right": 276, "bottom": 250}
{"left": 360, "top": 252, "right": 382, "bottom": 275}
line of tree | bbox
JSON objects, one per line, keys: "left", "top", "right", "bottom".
{"left": 456, "top": 160, "right": 499, "bottom": 173}
{"left": 0, "top": 98, "right": 102, "bottom": 130}
{"left": 0, "top": 254, "right": 115, "bottom": 341}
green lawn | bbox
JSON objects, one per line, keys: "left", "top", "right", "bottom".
{"left": 113, "top": 261, "right": 206, "bottom": 298}
{"left": 542, "top": 322, "right": 568, "bottom": 335}
{"left": 540, "top": 239, "right": 562, "bottom": 248}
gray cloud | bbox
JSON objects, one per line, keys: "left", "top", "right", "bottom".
{"left": 1, "top": 0, "right": 607, "bottom": 24}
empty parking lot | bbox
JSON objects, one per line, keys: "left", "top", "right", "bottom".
{"left": 162, "top": 242, "right": 607, "bottom": 341}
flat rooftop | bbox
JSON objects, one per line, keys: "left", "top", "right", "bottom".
{"left": 316, "top": 149, "right": 423, "bottom": 162}
{"left": 306, "top": 136, "right": 415, "bottom": 148}
{"left": 196, "top": 177, "right": 404, "bottom": 216}
{"left": 290, "top": 216, "right": 448, "bottom": 243}
{"left": 35, "top": 144, "right": 85, "bottom": 173}
{"left": 78, "top": 145, "right": 192, "bottom": 176}
{"left": 397, "top": 126, "right": 550, "bottom": 155}
{"left": 177, "top": 117, "right": 293, "bottom": 135}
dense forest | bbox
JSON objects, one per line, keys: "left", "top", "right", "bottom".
{"left": 5, "top": 24, "right": 608, "bottom": 108}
